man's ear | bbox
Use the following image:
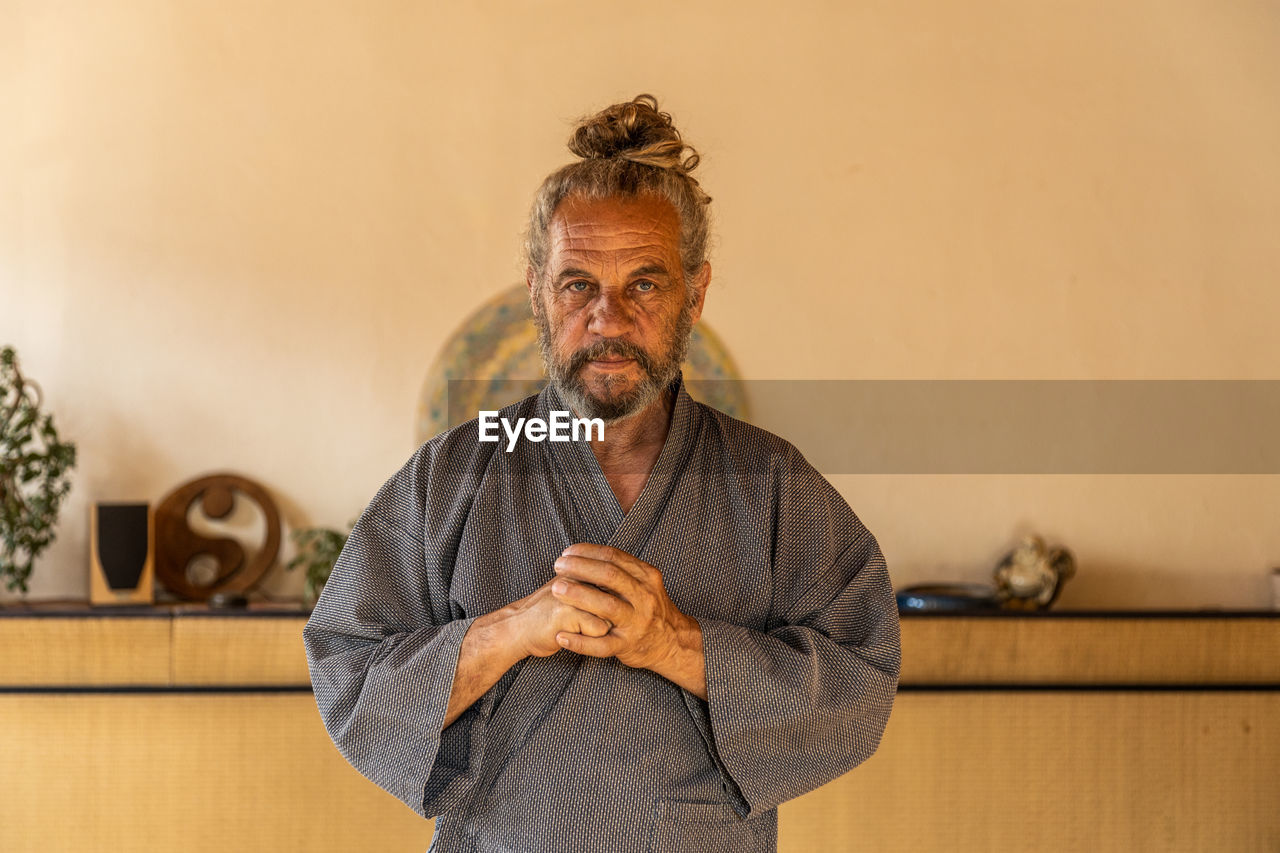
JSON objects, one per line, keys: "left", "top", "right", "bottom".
{"left": 688, "top": 261, "right": 711, "bottom": 324}
{"left": 525, "top": 267, "right": 539, "bottom": 318}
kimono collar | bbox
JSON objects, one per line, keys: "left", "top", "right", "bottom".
{"left": 538, "top": 372, "right": 699, "bottom": 549}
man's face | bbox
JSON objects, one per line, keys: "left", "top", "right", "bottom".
{"left": 530, "top": 194, "right": 709, "bottom": 422}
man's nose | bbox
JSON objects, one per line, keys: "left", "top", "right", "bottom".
{"left": 586, "top": 289, "right": 633, "bottom": 337}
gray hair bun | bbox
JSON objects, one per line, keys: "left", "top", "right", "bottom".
{"left": 568, "top": 94, "right": 701, "bottom": 175}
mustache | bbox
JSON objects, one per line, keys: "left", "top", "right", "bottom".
{"left": 566, "top": 340, "right": 655, "bottom": 377}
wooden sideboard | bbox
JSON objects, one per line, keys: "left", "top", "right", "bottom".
{"left": 2, "top": 604, "right": 1277, "bottom": 852}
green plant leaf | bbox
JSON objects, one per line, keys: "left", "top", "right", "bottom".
{"left": 0, "top": 347, "right": 75, "bottom": 596}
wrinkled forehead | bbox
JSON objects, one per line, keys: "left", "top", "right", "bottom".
{"left": 547, "top": 194, "right": 682, "bottom": 272}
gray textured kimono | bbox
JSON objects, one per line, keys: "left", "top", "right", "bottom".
{"left": 303, "top": 375, "right": 900, "bottom": 853}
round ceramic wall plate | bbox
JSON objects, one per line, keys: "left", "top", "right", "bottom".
{"left": 416, "top": 285, "right": 747, "bottom": 444}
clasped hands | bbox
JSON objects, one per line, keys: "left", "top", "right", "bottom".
{"left": 509, "top": 543, "right": 699, "bottom": 675}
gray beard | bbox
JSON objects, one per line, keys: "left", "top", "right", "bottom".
{"left": 534, "top": 297, "right": 693, "bottom": 423}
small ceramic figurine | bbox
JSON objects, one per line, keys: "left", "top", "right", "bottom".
{"left": 993, "top": 534, "right": 1076, "bottom": 610}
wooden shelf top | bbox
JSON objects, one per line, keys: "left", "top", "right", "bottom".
{"left": 3, "top": 598, "right": 1275, "bottom": 619}
{"left": 0, "top": 598, "right": 310, "bottom": 618}
{"left": 1, "top": 603, "right": 1277, "bottom": 690}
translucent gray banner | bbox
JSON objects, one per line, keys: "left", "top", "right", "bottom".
{"left": 446, "top": 380, "right": 1280, "bottom": 474}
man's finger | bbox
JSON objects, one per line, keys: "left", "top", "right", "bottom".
{"left": 552, "top": 578, "right": 634, "bottom": 624}
{"left": 556, "top": 631, "right": 623, "bottom": 658}
{"left": 560, "top": 542, "right": 619, "bottom": 562}
{"left": 570, "top": 607, "right": 612, "bottom": 638}
{"left": 561, "top": 543, "right": 651, "bottom": 583}
{"left": 602, "top": 548, "right": 660, "bottom": 584}
{"left": 553, "top": 555, "right": 644, "bottom": 601}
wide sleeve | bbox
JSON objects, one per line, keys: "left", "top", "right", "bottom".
{"left": 301, "top": 442, "right": 494, "bottom": 819}
{"left": 686, "top": 444, "right": 901, "bottom": 818}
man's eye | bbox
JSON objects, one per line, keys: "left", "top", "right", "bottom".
{"left": 568, "top": 281, "right": 590, "bottom": 292}
{"left": 634, "top": 281, "right": 655, "bottom": 292}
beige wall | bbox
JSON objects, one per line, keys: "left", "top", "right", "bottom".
{"left": 2, "top": 1, "right": 1278, "bottom": 607}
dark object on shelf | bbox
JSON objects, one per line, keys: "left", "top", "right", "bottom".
{"left": 897, "top": 583, "right": 1001, "bottom": 612}
{"left": 90, "top": 503, "right": 154, "bottom": 606}
{"left": 207, "top": 591, "right": 249, "bottom": 609}
{"left": 994, "top": 535, "right": 1076, "bottom": 610}
{"left": 154, "top": 473, "right": 281, "bottom": 601}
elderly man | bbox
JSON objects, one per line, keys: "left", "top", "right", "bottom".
{"left": 303, "top": 94, "right": 900, "bottom": 853}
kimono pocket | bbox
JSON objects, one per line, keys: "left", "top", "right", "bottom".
{"left": 648, "top": 799, "right": 773, "bottom": 852}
